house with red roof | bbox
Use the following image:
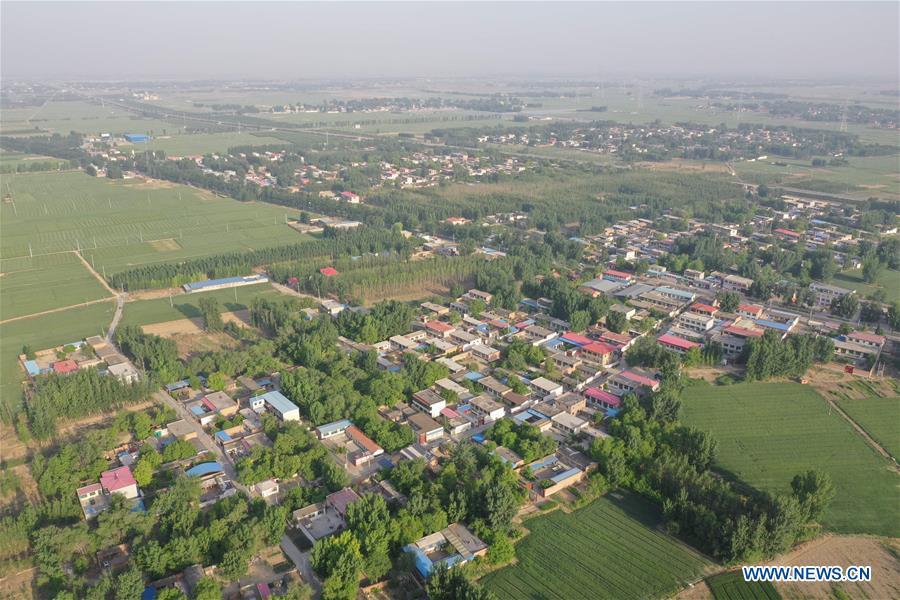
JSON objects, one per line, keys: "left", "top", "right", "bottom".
{"left": 100, "top": 466, "right": 139, "bottom": 499}
{"left": 602, "top": 269, "right": 634, "bottom": 283}
{"left": 580, "top": 341, "right": 617, "bottom": 366}
{"left": 561, "top": 331, "right": 593, "bottom": 347}
{"left": 345, "top": 425, "right": 384, "bottom": 466}
{"left": 319, "top": 267, "right": 340, "bottom": 276}
{"left": 339, "top": 191, "right": 361, "bottom": 203}
{"left": 583, "top": 387, "right": 622, "bottom": 412}
{"left": 737, "top": 304, "right": 764, "bottom": 318}
{"left": 846, "top": 331, "right": 886, "bottom": 349}
{"left": 609, "top": 370, "right": 660, "bottom": 396}
{"left": 773, "top": 228, "right": 802, "bottom": 241}
{"left": 658, "top": 334, "right": 701, "bottom": 354}
{"left": 690, "top": 303, "right": 718, "bottom": 317}
{"left": 52, "top": 359, "right": 79, "bottom": 375}
{"left": 425, "top": 320, "right": 455, "bottom": 338}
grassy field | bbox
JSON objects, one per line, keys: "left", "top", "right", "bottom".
{"left": 681, "top": 382, "right": 900, "bottom": 537}
{"left": 482, "top": 492, "right": 712, "bottom": 600}
{"left": 134, "top": 131, "right": 287, "bottom": 156}
{"left": 0, "top": 172, "right": 312, "bottom": 274}
{"left": 0, "top": 302, "right": 116, "bottom": 419}
{"left": 120, "top": 284, "right": 283, "bottom": 327}
{"left": 734, "top": 154, "right": 900, "bottom": 200}
{"left": 0, "top": 252, "right": 112, "bottom": 320}
{"left": 834, "top": 395, "right": 900, "bottom": 460}
{"left": 829, "top": 266, "right": 900, "bottom": 302}
{"left": 706, "top": 571, "right": 781, "bottom": 600}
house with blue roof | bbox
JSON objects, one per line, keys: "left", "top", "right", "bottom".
{"left": 403, "top": 523, "right": 487, "bottom": 578}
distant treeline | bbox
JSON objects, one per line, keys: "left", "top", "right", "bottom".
{"left": 107, "top": 228, "right": 412, "bottom": 290}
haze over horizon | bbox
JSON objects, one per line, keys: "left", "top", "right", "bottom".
{"left": 2, "top": 1, "right": 899, "bottom": 83}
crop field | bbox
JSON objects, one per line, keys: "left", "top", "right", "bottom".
{"left": 706, "top": 571, "right": 781, "bottom": 600}
{"left": 134, "top": 131, "right": 287, "bottom": 156}
{"left": 0, "top": 100, "right": 175, "bottom": 136}
{"left": 0, "top": 172, "right": 313, "bottom": 275}
{"left": 0, "top": 252, "right": 112, "bottom": 320}
{"left": 734, "top": 154, "right": 900, "bottom": 200}
{"left": 834, "top": 395, "right": 900, "bottom": 460}
{"left": 0, "top": 302, "right": 115, "bottom": 419}
{"left": 681, "top": 382, "right": 900, "bottom": 537}
{"left": 482, "top": 492, "right": 713, "bottom": 600}
{"left": 120, "top": 284, "right": 283, "bottom": 328}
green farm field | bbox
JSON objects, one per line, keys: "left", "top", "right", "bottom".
{"left": 0, "top": 172, "right": 313, "bottom": 275}
{"left": 706, "top": 571, "right": 781, "bottom": 600}
{"left": 681, "top": 382, "right": 900, "bottom": 537}
{"left": 0, "top": 302, "right": 115, "bottom": 419}
{"left": 482, "top": 492, "right": 713, "bottom": 600}
{"left": 0, "top": 100, "right": 175, "bottom": 136}
{"left": 120, "top": 284, "right": 283, "bottom": 328}
{"left": 834, "top": 394, "right": 900, "bottom": 460}
{"left": 134, "top": 131, "right": 286, "bottom": 156}
{"left": 0, "top": 252, "right": 112, "bottom": 320}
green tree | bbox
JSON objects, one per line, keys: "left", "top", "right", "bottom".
{"left": 192, "top": 577, "right": 222, "bottom": 600}
{"left": 115, "top": 565, "right": 144, "bottom": 600}
{"left": 606, "top": 310, "right": 627, "bottom": 334}
{"left": 207, "top": 371, "right": 228, "bottom": 392}
{"left": 791, "top": 470, "right": 835, "bottom": 523}
{"left": 199, "top": 297, "right": 224, "bottom": 332}
{"left": 861, "top": 254, "right": 883, "bottom": 284}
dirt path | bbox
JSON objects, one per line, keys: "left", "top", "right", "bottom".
{"left": 74, "top": 250, "right": 117, "bottom": 295}
{"left": 823, "top": 395, "right": 898, "bottom": 468}
{"left": 0, "top": 296, "right": 116, "bottom": 324}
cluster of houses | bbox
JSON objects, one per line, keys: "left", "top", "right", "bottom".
{"left": 20, "top": 335, "right": 140, "bottom": 384}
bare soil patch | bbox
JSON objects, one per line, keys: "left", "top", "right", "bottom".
{"left": 672, "top": 581, "right": 714, "bottom": 600}
{"left": 636, "top": 159, "right": 729, "bottom": 173}
{"left": 126, "top": 287, "right": 184, "bottom": 301}
{"left": 768, "top": 535, "right": 900, "bottom": 600}
{"left": 142, "top": 310, "right": 252, "bottom": 337}
{"left": 129, "top": 178, "right": 176, "bottom": 189}
{"left": 149, "top": 238, "right": 182, "bottom": 252}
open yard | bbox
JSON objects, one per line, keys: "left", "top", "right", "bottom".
{"left": 482, "top": 492, "right": 713, "bottom": 600}
{"left": 829, "top": 266, "right": 900, "bottom": 302}
{"left": 0, "top": 171, "right": 313, "bottom": 275}
{"left": 681, "top": 382, "right": 900, "bottom": 537}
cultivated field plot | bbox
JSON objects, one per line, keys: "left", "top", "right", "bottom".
{"left": 0, "top": 100, "right": 174, "bottom": 136}
{"left": 829, "top": 267, "right": 900, "bottom": 303}
{"left": 705, "top": 571, "right": 780, "bottom": 600}
{"left": 483, "top": 492, "right": 713, "bottom": 600}
{"left": 0, "top": 172, "right": 312, "bottom": 274}
{"left": 0, "top": 252, "right": 112, "bottom": 320}
{"left": 681, "top": 382, "right": 900, "bottom": 537}
{"left": 834, "top": 395, "right": 900, "bottom": 460}
{"left": 134, "top": 131, "right": 286, "bottom": 156}
{"left": 0, "top": 302, "right": 115, "bottom": 419}
{"left": 120, "top": 284, "right": 282, "bottom": 327}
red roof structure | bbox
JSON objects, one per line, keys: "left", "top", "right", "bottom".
{"left": 99, "top": 466, "right": 136, "bottom": 493}
{"left": 603, "top": 269, "right": 633, "bottom": 280}
{"left": 561, "top": 332, "right": 593, "bottom": 346}
{"left": 425, "top": 320, "right": 454, "bottom": 333}
{"left": 658, "top": 334, "right": 701, "bottom": 351}
{"left": 581, "top": 341, "right": 616, "bottom": 356}
{"left": 346, "top": 425, "right": 383, "bottom": 454}
{"left": 847, "top": 331, "right": 886, "bottom": 345}
{"left": 619, "top": 370, "right": 660, "bottom": 389}
{"left": 690, "top": 303, "right": 718, "bottom": 315}
{"left": 725, "top": 325, "right": 764, "bottom": 338}
{"left": 52, "top": 359, "right": 78, "bottom": 374}
{"left": 319, "top": 267, "right": 339, "bottom": 276}
{"left": 584, "top": 387, "right": 621, "bottom": 407}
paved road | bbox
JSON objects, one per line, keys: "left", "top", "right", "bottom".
{"left": 155, "top": 389, "right": 250, "bottom": 495}
{"left": 280, "top": 534, "right": 321, "bottom": 598}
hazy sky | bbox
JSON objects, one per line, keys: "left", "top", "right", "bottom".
{"left": 2, "top": 1, "right": 898, "bottom": 81}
